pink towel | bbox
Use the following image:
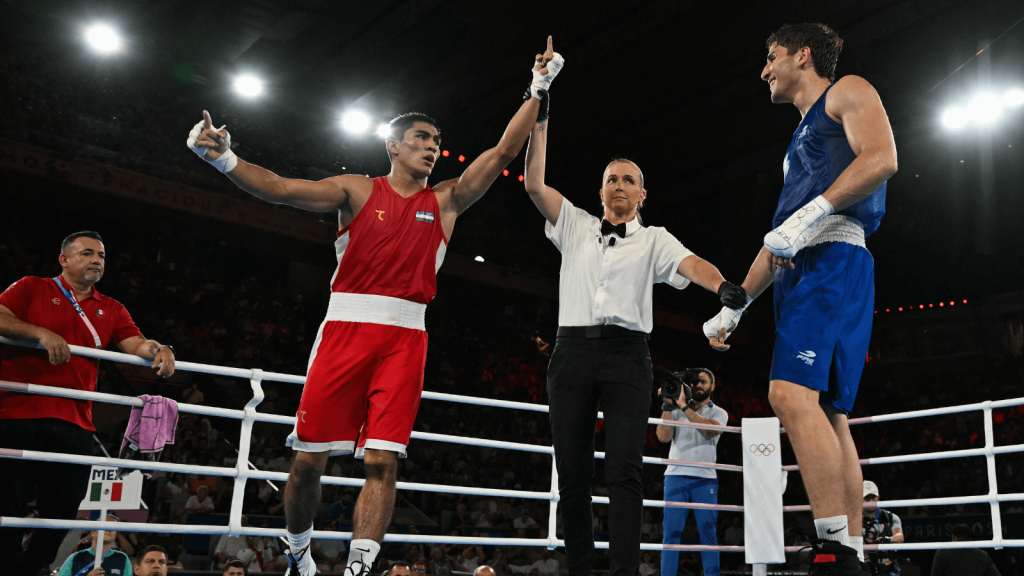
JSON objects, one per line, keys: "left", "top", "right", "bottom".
{"left": 119, "top": 395, "right": 179, "bottom": 468}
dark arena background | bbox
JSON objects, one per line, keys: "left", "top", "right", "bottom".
{"left": 2, "top": 1, "right": 1024, "bottom": 576}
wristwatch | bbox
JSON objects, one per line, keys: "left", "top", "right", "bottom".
{"left": 158, "top": 345, "right": 176, "bottom": 356}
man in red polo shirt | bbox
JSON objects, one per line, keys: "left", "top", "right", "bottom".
{"left": 0, "top": 230, "right": 176, "bottom": 576}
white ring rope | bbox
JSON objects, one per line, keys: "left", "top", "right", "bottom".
{"left": 1, "top": 336, "right": 1022, "bottom": 552}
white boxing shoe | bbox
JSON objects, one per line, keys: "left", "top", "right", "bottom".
{"left": 283, "top": 546, "right": 318, "bottom": 576}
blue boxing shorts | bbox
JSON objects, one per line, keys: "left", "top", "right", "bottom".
{"left": 770, "top": 241, "right": 874, "bottom": 414}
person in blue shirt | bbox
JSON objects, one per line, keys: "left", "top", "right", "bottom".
{"left": 58, "top": 514, "right": 133, "bottom": 576}
{"left": 703, "top": 22, "right": 897, "bottom": 576}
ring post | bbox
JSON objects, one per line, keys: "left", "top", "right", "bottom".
{"left": 742, "top": 418, "right": 785, "bottom": 566}
{"left": 983, "top": 402, "right": 1004, "bottom": 549}
{"left": 229, "top": 368, "right": 265, "bottom": 536}
{"left": 547, "top": 457, "right": 559, "bottom": 550}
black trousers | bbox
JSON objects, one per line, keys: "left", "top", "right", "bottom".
{"left": 547, "top": 335, "right": 653, "bottom": 576}
{"left": 0, "top": 418, "right": 94, "bottom": 576}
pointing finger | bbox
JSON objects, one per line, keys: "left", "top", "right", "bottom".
{"left": 547, "top": 35, "right": 553, "bottom": 55}
{"left": 203, "top": 110, "right": 213, "bottom": 130}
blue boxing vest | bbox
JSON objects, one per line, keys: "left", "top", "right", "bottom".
{"left": 772, "top": 83, "right": 886, "bottom": 237}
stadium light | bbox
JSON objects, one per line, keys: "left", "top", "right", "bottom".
{"left": 942, "top": 107, "right": 969, "bottom": 129}
{"left": 376, "top": 123, "right": 392, "bottom": 138}
{"left": 341, "top": 111, "right": 370, "bottom": 134}
{"left": 943, "top": 88, "right": 1024, "bottom": 129}
{"left": 85, "top": 24, "right": 121, "bottom": 54}
{"left": 966, "top": 93, "right": 1002, "bottom": 124}
{"left": 474, "top": 256, "right": 485, "bottom": 263}
{"left": 233, "top": 75, "right": 264, "bottom": 98}
{"left": 1004, "top": 89, "right": 1024, "bottom": 107}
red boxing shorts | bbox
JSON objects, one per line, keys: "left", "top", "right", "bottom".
{"left": 287, "top": 293, "right": 427, "bottom": 458}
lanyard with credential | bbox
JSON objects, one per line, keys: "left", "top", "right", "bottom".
{"left": 52, "top": 276, "right": 102, "bottom": 349}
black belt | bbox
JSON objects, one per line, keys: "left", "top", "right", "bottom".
{"left": 556, "top": 325, "right": 650, "bottom": 341}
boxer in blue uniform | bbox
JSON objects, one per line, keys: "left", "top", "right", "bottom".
{"left": 702, "top": 23, "right": 897, "bottom": 576}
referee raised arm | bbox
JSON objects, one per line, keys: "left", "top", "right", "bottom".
{"left": 0, "top": 231, "right": 175, "bottom": 576}
{"left": 522, "top": 105, "right": 748, "bottom": 576}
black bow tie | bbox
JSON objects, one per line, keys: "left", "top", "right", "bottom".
{"left": 601, "top": 220, "right": 627, "bottom": 238}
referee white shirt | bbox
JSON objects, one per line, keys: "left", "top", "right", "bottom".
{"left": 546, "top": 197, "right": 694, "bottom": 334}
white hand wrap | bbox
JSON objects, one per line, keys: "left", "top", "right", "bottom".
{"left": 187, "top": 120, "right": 238, "bottom": 174}
{"left": 530, "top": 52, "right": 564, "bottom": 99}
{"left": 763, "top": 195, "right": 834, "bottom": 258}
{"left": 703, "top": 297, "right": 751, "bottom": 343}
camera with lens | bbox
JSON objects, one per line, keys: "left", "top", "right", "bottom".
{"left": 656, "top": 366, "right": 699, "bottom": 410}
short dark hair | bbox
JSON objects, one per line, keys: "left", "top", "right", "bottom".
{"left": 61, "top": 231, "right": 103, "bottom": 254}
{"left": 136, "top": 544, "right": 168, "bottom": 563}
{"left": 384, "top": 113, "right": 440, "bottom": 161}
{"left": 224, "top": 559, "right": 247, "bottom": 573}
{"left": 951, "top": 524, "right": 973, "bottom": 541}
{"left": 693, "top": 367, "right": 715, "bottom": 385}
{"left": 387, "top": 561, "right": 411, "bottom": 574}
{"left": 766, "top": 23, "right": 843, "bottom": 83}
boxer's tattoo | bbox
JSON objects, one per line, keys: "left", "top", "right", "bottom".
{"left": 148, "top": 343, "right": 159, "bottom": 357}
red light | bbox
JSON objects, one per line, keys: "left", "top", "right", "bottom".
{"left": 874, "top": 310, "right": 877, "bottom": 314}
{"left": 898, "top": 307, "right": 903, "bottom": 312}
{"left": 458, "top": 155, "right": 465, "bottom": 162}
{"left": 963, "top": 299, "right": 968, "bottom": 304}
{"left": 502, "top": 169, "right": 509, "bottom": 177}
{"left": 939, "top": 302, "right": 944, "bottom": 307}
{"left": 950, "top": 301, "right": 955, "bottom": 306}
{"left": 886, "top": 309, "right": 890, "bottom": 312}
{"left": 919, "top": 305, "right": 924, "bottom": 309}
{"left": 442, "top": 150, "right": 449, "bottom": 157}
{"left": 518, "top": 175, "right": 525, "bottom": 182}
{"left": 929, "top": 304, "right": 933, "bottom": 308}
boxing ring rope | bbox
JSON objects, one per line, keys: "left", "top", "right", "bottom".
{"left": 1, "top": 337, "right": 1023, "bottom": 554}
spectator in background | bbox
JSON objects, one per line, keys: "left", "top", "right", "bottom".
{"left": 513, "top": 509, "right": 538, "bottom": 530}
{"left": 56, "top": 514, "right": 132, "bottom": 576}
{"left": 459, "top": 545, "right": 487, "bottom": 572}
{"left": 429, "top": 545, "right": 456, "bottom": 575}
{"left": 182, "top": 382, "right": 204, "bottom": 404}
{"left": 724, "top": 518, "right": 744, "bottom": 547}
{"left": 387, "top": 561, "right": 412, "bottom": 576}
{"left": 473, "top": 500, "right": 495, "bottom": 527}
{"left": 134, "top": 545, "right": 169, "bottom": 576}
{"left": 236, "top": 534, "right": 274, "bottom": 573}
{"left": 328, "top": 492, "right": 356, "bottom": 522}
{"left": 508, "top": 549, "right": 560, "bottom": 576}
{"left": 413, "top": 560, "right": 428, "bottom": 576}
{"left": 638, "top": 552, "right": 659, "bottom": 576}
{"left": 931, "top": 525, "right": 1000, "bottom": 576}
{"left": 312, "top": 522, "right": 347, "bottom": 573}
{"left": 0, "top": 231, "right": 176, "bottom": 576}
{"left": 476, "top": 566, "right": 499, "bottom": 576}
{"left": 223, "top": 559, "right": 247, "bottom": 576}
{"left": 863, "top": 480, "right": 904, "bottom": 575}
{"left": 214, "top": 516, "right": 250, "bottom": 569}
{"left": 184, "top": 485, "right": 215, "bottom": 515}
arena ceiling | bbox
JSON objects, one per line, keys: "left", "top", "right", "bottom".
{"left": 3, "top": 0, "right": 1023, "bottom": 305}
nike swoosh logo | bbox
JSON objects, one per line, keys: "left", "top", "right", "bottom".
{"left": 826, "top": 526, "right": 847, "bottom": 535}
{"left": 353, "top": 548, "right": 369, "bottom": 553}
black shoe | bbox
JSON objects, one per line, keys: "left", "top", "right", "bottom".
{"left": 805, "top": 539, "right": 869, "bottom": 576}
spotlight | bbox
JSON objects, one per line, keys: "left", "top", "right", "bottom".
{"left": 474, "top": 256, "right": 485, "bottom": 263}
{"left": 233, "top": 75, "right": 264, "bottom": 98}
{"left": 942, "top": 107, "right": 969, "bottom": 129}
{"left": 518, "top": 175, "right": 524, "bottom": 182}
{"left": 966, "top": 93, "right": 1002, "bottom": 124}
{"left": 376, "top": 123, "right": 392, "bottom": 138}
{"left": 458, "top": 155, "right": 466, "bottom": 162}
{"left": 85, "top": 24, "right": 120, "bottom": 54}
{"left": 341, "top": 111, "right": 370, "bottom": 134}
{"left": 1004, "top": 89, "right": 1024, "bottom": 107}
{"left": 502, "top": 170, "right": 509, "bottom": 177}
{"left": 442, "top": 150, "right": 449, "bottom": 157}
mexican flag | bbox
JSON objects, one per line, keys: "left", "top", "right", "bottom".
{"left": 89, "top": 481, "right": 123, "bottom": 503}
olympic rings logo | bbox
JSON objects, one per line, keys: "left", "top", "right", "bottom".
{"left": 749, "top": 443, "right": 776, "bottom": 456}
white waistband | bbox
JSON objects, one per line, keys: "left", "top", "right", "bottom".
{"left": 326, "top": 293, "right": 426, "bottom": 331}
{"left": 805, "top": 215, "right": 866, "bottom": 248}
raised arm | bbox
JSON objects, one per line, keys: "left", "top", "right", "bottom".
{"left": 524, "top": 119, "right": 563, "bottom": 226}
{"left": 445, "top": 37, "right": 563, "bottom": 214}
{"left": 187, "top": 110, "right": 360, "bottom": 213}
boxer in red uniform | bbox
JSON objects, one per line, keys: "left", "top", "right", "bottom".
{"left": 187, "top": 38, "right": 564, "bottom": 576}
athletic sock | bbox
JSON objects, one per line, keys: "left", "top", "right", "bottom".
{"left": 286, "top": 525, "right": 313, "bottom": 553}
{"left": 347, "top": 539, "right": 381, "bottom": 575}
{"left": 850, "top": 536, "right": 865, "bottom": 561}
{"left": 814, "top": 515, "right": 850, "bottom": 546}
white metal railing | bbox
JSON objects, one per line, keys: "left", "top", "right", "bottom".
{"left": 1, "top": 336, "right": 1023, "bottom": 551}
